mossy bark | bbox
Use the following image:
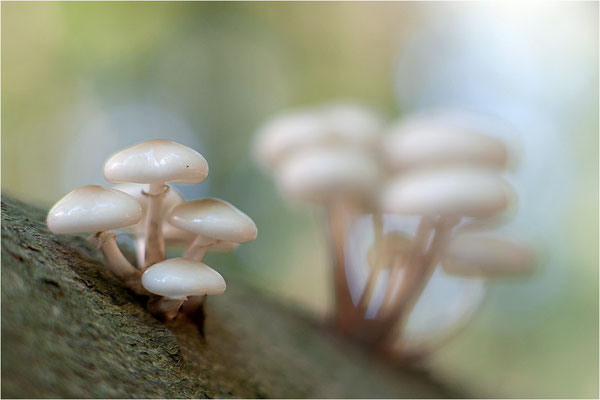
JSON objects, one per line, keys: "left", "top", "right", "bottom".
{"left": 1, "top": 196, "right": 462, "bottom": 398}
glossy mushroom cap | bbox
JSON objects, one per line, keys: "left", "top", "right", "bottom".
{"left": 442, "top": 235, "right": 535, "bottom": 277}
{"left": 380, "top": 168, "right": 513, "bottom": 218}
{"left": 276, "top": 147, "right": 380, "bottom": 203}
{"left": 47, "top": 185, "right": 143, "bottom": 234}
{"left": 103, "top": 140, "right": 209, "bottom": 185}
{"left": 141, "top": 257, "right": 226, "bottom": 299}
{"left": 169, "top": 198, "right": 258, "bottom": 244}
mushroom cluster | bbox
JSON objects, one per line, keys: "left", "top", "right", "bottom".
{"left": 254, "top": 105, "right": 534, "bottom": 360}
{"left": 47, "top": 140, "right": 257, "bottom": 322}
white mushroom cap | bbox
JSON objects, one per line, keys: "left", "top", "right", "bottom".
{"left": 103, "top": 140, "right": 209, "bottom": 185}
{"left": 276, "top": 147, "right": 380, "bottom": 203}
{"left": 380, "top": 168, "right": 513, "bottom": 218}
{"left": 47, "top": 185, "right": 143, "bottom": 234}
{"left": 382, "top": 111, "right": 511, "bottom": 171}
{"left": 442, "top": 235, "right": 535, "bottom": 277}
{"left": 254, "top": 103, "right": 382, "bottom": 170}
{"left": 168, "top": 198, "right": 257, "bottom": 244}
{"left": 141, "top": 257, "right": 226, "bottom": 299}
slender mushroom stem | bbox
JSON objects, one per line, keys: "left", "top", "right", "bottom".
{"left": 184, "top": 236, "right": 218, "bottom": 262}
{"left": 327, "top": 197, "right": 361, "bottom": 333}
{"left": 357, "top": 212, "right": 385, "bottom": 312}
{"left": 403, "top": 216, "right": 460, "bottom": 313}
{"left": 143, "top": 183, "right": 169, "bottom": 269}
{"left": 88, "top": 232, "right": 148, "bottom": 295}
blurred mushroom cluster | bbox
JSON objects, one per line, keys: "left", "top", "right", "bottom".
{"left": 47, "top": 140, "right": 257, "bottom": 324}
{"left": 254, "top": 103, "right": 535, "bottom": 362}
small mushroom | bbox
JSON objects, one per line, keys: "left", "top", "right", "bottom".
{"left": 441, "top": 235, "right": 535, "bottom": 277}
{"left": 254, "top": 103, "right": 385, "bottom": 331}
{"left": 104, "top": 140, "right": 209, "bottom": 268}
{"left": 376, "top": 167, "right": 514, "bottom": 339}
{"left": 168, "top": 198, "right": 257, "bottom": 262}
{"left": 142, "top": 257, "right": 226, "bottom": 319}
{"left": 47, "top": 185, "right": 146, "bottom": 294}
{"left": 380, "top": 168, "right": 513, "bottom": 218}
{"left": 274, "top": 146, "right": 382, "bottom": 330}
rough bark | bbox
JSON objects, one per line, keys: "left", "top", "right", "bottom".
{"left": 1, "top": 196, "right": 462, "bottom": 398}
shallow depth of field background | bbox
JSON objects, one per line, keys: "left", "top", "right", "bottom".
{"left": 2, "top": 2, "right": 598, "bottom": 398}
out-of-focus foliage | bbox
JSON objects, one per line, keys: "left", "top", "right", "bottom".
{"left": 2, "top": 2, "right": 597, "bottom": 398}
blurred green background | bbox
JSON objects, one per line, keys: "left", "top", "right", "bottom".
{"left": 2, "top": 2, "right": 598, "bottom": 398}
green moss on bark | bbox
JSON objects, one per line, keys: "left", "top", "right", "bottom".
{"left": 1, "top": 196, "right": 461, "bottom": 398}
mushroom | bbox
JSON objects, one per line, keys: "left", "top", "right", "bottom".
{"left": 47, "top": 185, "right": 146, "bottom": 294}
{"left": 254, "top": 103, "right": 385, "bottom": 331}
{"left": 441, "top": 235, "right": 535, "bottom": 277}
{"left": 113, "top": 183, "right": 184, "bottom": 267}
{"left": 168, "top": 198, "right": 257, "bottom": 262}
{"left": 275, "top": 146, "right": 382, "bottom": 330}
{"left": 104, "top": 140, "right": 209, "bottom": 268}
{"left": 165, "top": 198, "right": 256, "bottom": 319}
{"left": 141, "top": 257, "right": 226, "bottom": 319}
{"left": 373, "top": 168, "right": 515, "bottom": 347}
{"left": 381, "top": 111, "right": 511, "bottom": 172}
